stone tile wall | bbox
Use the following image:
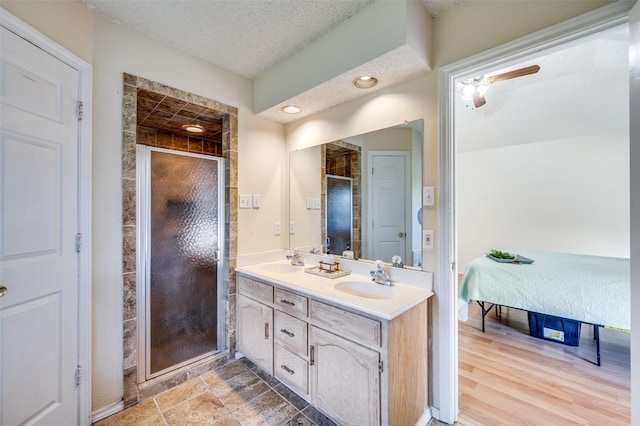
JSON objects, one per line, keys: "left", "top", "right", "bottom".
{"left": 121, "top": 73, "right": 238, "bottom": 407}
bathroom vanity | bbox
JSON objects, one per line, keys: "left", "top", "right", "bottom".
{"left": 235, "top": 259, "right": 433, "bottom": 425}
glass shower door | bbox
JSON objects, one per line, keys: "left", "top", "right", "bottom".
{"left": 326, "top": 175, "right": 353, "bottom": 255}
{"left": 140, "top": 147, "right": 224, "bottom": 378}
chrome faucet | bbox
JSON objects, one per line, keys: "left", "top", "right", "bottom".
{"left": 287, "top": 249, "right": 304, "bottom": 266}
{"left": 370, "top": 260, "right": 394, "bottom": 286}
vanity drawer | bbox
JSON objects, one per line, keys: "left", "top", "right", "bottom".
{"left": 238, "top": 275, "right": 273, "bottom": 304}
{"left": 275, "top": 344, "right": 309, "bottom": 396}
{"left": 310, "top": 300, "right": 381, "bottom": 346}
{"left": 275, "top": 310, "right": 308, "bottom": 356}
{"left": 274, "top": 288, "right": 308, "bottom": 317}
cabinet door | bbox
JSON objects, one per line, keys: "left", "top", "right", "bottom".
{"left": 238, "top": 295, "right": 273, "bottom": 374}
{"left": 310, "top": 327, "right": 380, "bottom": 426}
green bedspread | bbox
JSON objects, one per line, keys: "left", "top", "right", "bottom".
{"left": 459, "top": 250, "right": 630, "bottom": 330}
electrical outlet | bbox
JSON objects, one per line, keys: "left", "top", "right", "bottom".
{"left": 423, "top": 229, "right": 434, "bottom": 250}
{"left": 274, "top": 221, "right": 281, "bottom": 235}
{"left": 289, "top": 221, "right": 295, "bottom": 234}
{"left": 423, "top": 187, "right": 435, "bottom": 206}
{"left": 252, "top": 194, "right": 261, "bottom": 209}
{"left": 239, "top": 194, "right": 252, "bottom": 209}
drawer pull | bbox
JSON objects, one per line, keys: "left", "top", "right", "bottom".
{"left": 280, "top": 364, "right": 295, "bottom": 375}
{"left": 264, "top": 322, "right": 269, "bottom": 339}
{"left": 280, "top": 299, "right": 295, "bottom": 306}
{"left": 280, "top": 328, "right": 295, "bottom": 337}
{"left": 310, "top": 345, "right": 315, "bottom": 366}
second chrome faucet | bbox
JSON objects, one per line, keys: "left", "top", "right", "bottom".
{"left": 370, "top": 260, "right": 394, "bottom": 286}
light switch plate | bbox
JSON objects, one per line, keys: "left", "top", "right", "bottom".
{"left": 423, "top": 187, "right": 435, "bottom": 206}
{"left": 239, "top": 194, "right": 252, "bottom": 209}
{"left": 306, "top": 197, "right": 313, "bottom": 209}
{"left": 252, "top": 194, "right": 261, "bottom": 209}
{"left": 312, "top": 198, "right": 321, "bottom": 210}
{"left": 423, "top": 230, "right": 434, "bottom": 250}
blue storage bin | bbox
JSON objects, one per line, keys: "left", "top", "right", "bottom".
{"left": 528, "top": 311, "right": 581, "bottom": 346}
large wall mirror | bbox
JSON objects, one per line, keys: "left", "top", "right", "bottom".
{"left": 289, "top": 120, "right": 424, "bottom": 268}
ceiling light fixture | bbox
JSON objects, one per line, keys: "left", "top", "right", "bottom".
{"left": 459, "top": 76, "right": 490, "bottom": 101}
{"left": 281, "top": 105, "right": 301, "bottom": 114}
{"left": 353, "top": 75, "right": 379, "bottom": 89}
{"left": 181, "top": 124, "right": 205, "bottom": 133}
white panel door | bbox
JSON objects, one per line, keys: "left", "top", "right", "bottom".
{"left": 0, "top": 26, "right": 80, "bottom": 425}
{"left": 370, "top": 152, "right": 409, "bottom": 262}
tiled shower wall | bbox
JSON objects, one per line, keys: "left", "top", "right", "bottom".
{"left": 121, "top": 74, "right": 238, "bottom": 407}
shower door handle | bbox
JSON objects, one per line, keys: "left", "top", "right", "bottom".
{"left": 213, "top": 247, "right": 220, "bottom": 263}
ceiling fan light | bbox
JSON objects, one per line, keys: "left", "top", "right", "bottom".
{"left": 461, "top": 84, "right": 476, "bottom": 99}
{"left": 476, "top": 84, "right": 490, "bottom": 97}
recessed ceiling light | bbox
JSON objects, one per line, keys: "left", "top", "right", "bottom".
{"left": 282, "top": 105, "right": 301, "bottom": 114}
{"left": 353, "top": 75, "right": 379, "bottom": 89}
{"left": 181, "top": 124, "right": 205, "bottom": 133}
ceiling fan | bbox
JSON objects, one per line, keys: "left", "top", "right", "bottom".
{"left": 460, "top": 64, "right": 541, "bottom": 108}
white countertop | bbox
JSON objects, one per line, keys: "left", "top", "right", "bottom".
{"left": 235, "top": 259, "right": 434, "bottom": 320}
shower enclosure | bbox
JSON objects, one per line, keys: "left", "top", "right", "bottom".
{"left": 137, "top": 146, "right": 225, "bottom": 379}
{"left": 325, "top": 175, "right": 353, "bottom": 255}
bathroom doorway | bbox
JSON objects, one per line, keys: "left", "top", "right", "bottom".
{"left": 137, "top": 146, "right": 225, "bottom": 379}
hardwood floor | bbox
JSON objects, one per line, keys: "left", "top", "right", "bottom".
{"left": 458, "top": 302, "right": 631, "bottom": 425}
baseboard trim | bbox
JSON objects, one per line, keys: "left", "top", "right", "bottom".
{"left": 91, "top": 400, "right": 124, "bottom": 423}
{"left": 416, "top": 407, "right": 433, "bottom": 426}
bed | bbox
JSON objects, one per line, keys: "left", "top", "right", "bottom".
{"left": 458, "top": 250, "right": 630, "bottom": 365}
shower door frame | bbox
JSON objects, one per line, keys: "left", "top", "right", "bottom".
{"left": 136, "top": 145, "right": 226, "bottom": 382}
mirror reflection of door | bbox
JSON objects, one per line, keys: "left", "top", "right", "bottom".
{"left": 369, "top": 151, "right": 410, "bottom": 263}
{"left": 326, "top": 175, "right": 353, "bottom": 255}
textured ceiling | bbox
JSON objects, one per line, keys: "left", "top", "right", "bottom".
{"left": 82, "top": 0, "right": 461, "bottom": 79}
{"left": 456, "top": 25, "right": 628, "bottom": 153}
{"left": 83, "top": 0, "right": 375, "bottom": 79}
{"left": 82, "top": 0, "right": 463, "bottom": 122}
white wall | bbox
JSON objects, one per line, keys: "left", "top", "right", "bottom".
{"left": 628, "top": 2, "right": 639, "bottom": 424}
{"left": 457, "top": 133, "right": 630, "bottom": 269}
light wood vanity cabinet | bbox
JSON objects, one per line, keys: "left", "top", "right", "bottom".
{"left": 310, "top": 326, "right": 381, "bottom": 425}
{"left": 236, "top": 273, "right": 428, "bottom": 426}
{"left": 237, "top": 277, "right": 274, "bottom": 375}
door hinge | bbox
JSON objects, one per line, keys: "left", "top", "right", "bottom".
{"left": 75, "top": 365, "right": 82, "bottom": 387}
{"left": 75, "top": 233, "right": 83, "bottom": 253}
{"left": 378, "top": 361, "right": 384, "bottom": 373}
{"left": 77, "top": 101, "right": 84, "bottom": 120}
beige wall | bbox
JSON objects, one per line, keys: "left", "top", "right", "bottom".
{"left": 1, "top": 0, "right": 615, "bottom": 417}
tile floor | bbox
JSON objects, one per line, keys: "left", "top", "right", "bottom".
{"left": 94, "top": 358, "right": 338, "bottom": 426}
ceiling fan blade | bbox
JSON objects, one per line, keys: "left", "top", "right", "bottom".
{"left": 472, "top": 92, "right": 486, "bottom": 108}
{"left": 489, "top": 65, "right": 540, "bottom": 83}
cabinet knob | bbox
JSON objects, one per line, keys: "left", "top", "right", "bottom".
{"left": 0, "top": 286, "right": 6, "bottom": 297}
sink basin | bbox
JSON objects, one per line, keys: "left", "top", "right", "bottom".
{"left": 259, "top": 263, "right": 302, "bottom": 274}
{"left": 334, "top": 280, "right": 397, "bottom": 300}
